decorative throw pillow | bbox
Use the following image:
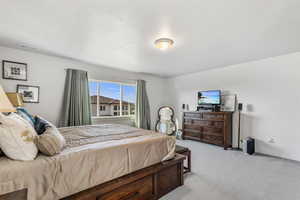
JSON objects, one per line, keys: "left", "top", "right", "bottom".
{"left": 0, "top": 113, "right": 38, "bottom": 161}
{"left": 36, "top": 127, "right": 66, "bottom": 156}
{"left": 34, "top": 116, "right": 51, "bottom": 135}
{"left": 35, "top": 116, "right": 66, "bottom": 156}
{"left": 16, "top": 108, "right": 35, "bottom": 127}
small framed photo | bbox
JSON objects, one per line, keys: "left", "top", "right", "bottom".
{"left": 2, "top": 60, "right": 28, "bottom": 81}
{"left": 17, "top": 85, "right": 40, "bottom": 103}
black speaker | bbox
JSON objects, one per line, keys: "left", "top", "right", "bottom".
{"left": 238, "top": 103, "right": 243, "bottom": 111}
{"left": 182, "top": 104, "right": 185, "bottom": 110}
{"left": 243, "top": 137, "right": 255, "bottom": 155}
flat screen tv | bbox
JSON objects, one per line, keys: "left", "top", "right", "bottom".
{"left": 198, "top": 90, "right": 221, "bottom": 105}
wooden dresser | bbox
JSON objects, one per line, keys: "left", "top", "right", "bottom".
{"left": 182, "top": 112, "right": 233, "bottom": 149}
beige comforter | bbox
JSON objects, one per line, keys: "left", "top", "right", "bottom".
{"left": 0, "top": 124, "right": 176, "bottom": 200}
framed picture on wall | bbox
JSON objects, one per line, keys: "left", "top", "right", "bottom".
{"left": 221, "top": 94, "right": 236, "bottom": 112}
{"left": 17, "top": 85, "right": 40, "bottom": 103}
{"left": 2, "top": 60, "right": 28, "bottom": 81}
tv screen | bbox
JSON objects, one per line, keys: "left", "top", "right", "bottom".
{"left": 198, "top": 90, "right": 221, "bottom": 105}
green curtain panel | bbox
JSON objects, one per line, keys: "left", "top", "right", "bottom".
{"left": 59, "top": 69, "right": 92, "bottom": 127}
{"left": 135, "top": 80, "right": 151, "bottom": 130}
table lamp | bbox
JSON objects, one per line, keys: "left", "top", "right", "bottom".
{"left": 0, "top": 86, "right": 16, "bottom": 117}
{"left": 6, "top": 93, "right": 24, "bottom": 108}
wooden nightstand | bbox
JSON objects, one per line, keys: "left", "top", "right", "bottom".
{"left": 175, "top": 145, "right": 191, "bottom": 173}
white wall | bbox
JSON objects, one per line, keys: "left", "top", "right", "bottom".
{"left": 0, "top": 46, "right": 167, "bottom": 129}
{"left": 167, "top": 52, "right": 300, "bottom": 161}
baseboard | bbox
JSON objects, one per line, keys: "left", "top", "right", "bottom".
{"left": 254, "top": 152, "right": 300, "bottom": 164}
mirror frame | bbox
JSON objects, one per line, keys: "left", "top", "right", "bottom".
{"left": 155, "top": 106, "right": 177, "bottom": 135}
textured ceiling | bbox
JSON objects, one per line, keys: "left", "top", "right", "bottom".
{"left": 0, "top": 0, "right": 299, "bottom": 77}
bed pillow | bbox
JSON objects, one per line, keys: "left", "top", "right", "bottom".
{"left": 35, "top": 116, "right": 66, "bottom": 156}
{"left": 36, "top": 127, "right": 66, "bottom": 156}
{"left": 16, "top": 108, "right": 35, "bottom": 127}
{"left": 34, "top": 116, "right": 51, "bottom": 135}
{"left": 0, "top": 113, "right": 38, "bottom": 161}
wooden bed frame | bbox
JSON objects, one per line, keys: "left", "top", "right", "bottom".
{"left": 0, "top": 154, "right": 185, "bottom": 200}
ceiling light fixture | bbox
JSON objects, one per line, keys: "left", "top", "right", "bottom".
{"left": 154, "top": 38, "right": 174, "bottom": 50}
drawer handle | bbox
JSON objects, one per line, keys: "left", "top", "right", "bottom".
{"left": 120, "top": 191, "right": 140, "bottom": 200}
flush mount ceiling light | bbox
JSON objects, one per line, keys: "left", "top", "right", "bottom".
{"left": 154, "top": 38, "right": 174, "bottom": 50}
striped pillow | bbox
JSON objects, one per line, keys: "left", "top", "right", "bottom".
{"left": 36, "top": 126, "right": 66, "bottom": 156}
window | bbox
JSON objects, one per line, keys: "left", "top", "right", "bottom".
{"left": 99, "top": 105, "right": 106, "bottom": 111}
{"left": 89, "top": 80, "right": 136, "bottom": 117}
{"left": 114, "top": 105, "right": 118, "bottom": 111}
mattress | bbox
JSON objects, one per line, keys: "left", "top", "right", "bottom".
{"left": 0, "top": 124, "right": 176, "bottom": 200}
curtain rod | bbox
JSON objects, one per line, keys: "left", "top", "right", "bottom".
{"left": 64, "top": 69, "right": 147, "bottom": 84}
{"left": 64, "top": 68, "right": 146, "bottom": 82}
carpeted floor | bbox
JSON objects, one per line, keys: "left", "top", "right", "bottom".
{"left": 161, "top": 140, "right": 300, "bottom": 200}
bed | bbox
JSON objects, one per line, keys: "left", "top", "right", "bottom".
{"left": 0, "top": 124, "right": 183, "bottom": 200}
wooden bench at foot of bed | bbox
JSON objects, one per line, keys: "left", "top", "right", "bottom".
{"left": 63, "top": 154, "right": 185, "bottom": 200}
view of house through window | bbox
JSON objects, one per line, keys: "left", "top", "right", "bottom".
{"left": 89, "top": 81, "right": 136, "bottom": 117}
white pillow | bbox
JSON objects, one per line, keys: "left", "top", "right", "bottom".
{"left": 0, "top": 113, "right": 38, "bottom": 161}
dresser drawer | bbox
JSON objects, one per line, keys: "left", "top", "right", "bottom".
{"left": 192, "top": 120, "right": 211, "bottom": 126}
{"left": 183, "top": 118, "right": 194, "bottom": 124}
{"left": 187, "top": 120, "right": 223, "bottom": 127}
{"left": 183, "top": 130, "right": 201, "bottom": 138}
{"left": 211, "top": 121, "right": 224, "bottom": 128}
{"left": 183, "top": 124, "right": 201, "bottom": 130}
{"left": 184, "top": 118, "right": 212, "bottom": 126}
{"left": 202, "top": 127, "right": 223, "bottom": 135}
{"left": 97, "top": 176, "right": 154, "bottom": 200}
{"left": 184, "top": 112, "right": 202, "bottom": 118}
{"left": 202, "top": 134, "right": 223, "bottom": 145}
{"left": 202, "top": 113, "right": 224, "bottom": 120}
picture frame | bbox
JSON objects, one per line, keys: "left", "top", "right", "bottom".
{"left": 17, "top": 85, "right": 40, "bottom": 103}
{"left": 2, "top": 60, "right": 28, "bottom": 81}
{"left": 221, "top": 94, "right": 236, "bottom": 112}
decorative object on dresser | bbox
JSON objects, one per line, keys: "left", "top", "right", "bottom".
{"left": 221, "top": 94, "right": 237, "bottom": 112}
{"left": 17, "top": 85, "right": 40, "bottom": 103}
{"left": 155, "top": 106, "right": 177, "bottom": 135}
{"left": 182, "top": 112, "right": 233, "bottom": 150}
{"left": 2, "top": 60, "right": 27, "bottom": 81}
{"left": 182, "top": 103, "right": 189, "bottom": 111}
{"left": 175, "top": 145, "right": 191, "bottom": 174}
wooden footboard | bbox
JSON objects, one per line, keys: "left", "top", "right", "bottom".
{"left": 0, "top": 154, "right": 184, "bottom": 200}
{"left": 0, "top": 189, "right": 27, "bottom": 200}
{"left": 63, "top": 154, "right": 185, "bottom": 200}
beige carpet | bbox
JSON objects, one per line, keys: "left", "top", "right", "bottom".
{"left": 161, "top": 140, "right": 300, "bottom": 200}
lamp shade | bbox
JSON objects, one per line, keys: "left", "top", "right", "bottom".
{"left": 0, "top": 86, "right": 16, "bottom": 112}
{"left": 6, "top": 93, "right": 24, "bottom": 107}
